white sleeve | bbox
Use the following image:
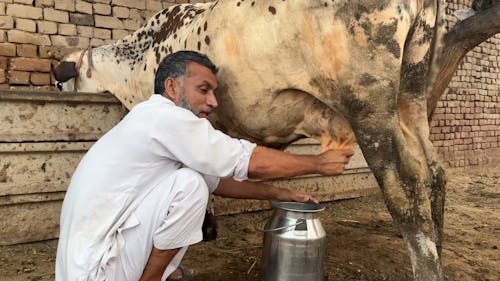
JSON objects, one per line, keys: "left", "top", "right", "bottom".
{"left": 201, "top": 174, "right": 221, "bottom": 193}
{"left": 149, "top": 106, "right": 256, "bottom": 181}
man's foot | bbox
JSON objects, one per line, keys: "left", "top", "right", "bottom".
{"left": 166, "top": 265, "right": 195, "bottom": 281}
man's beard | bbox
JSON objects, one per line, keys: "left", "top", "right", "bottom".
{"left": 178, "top": 92, "right": 199, "bottom": 116}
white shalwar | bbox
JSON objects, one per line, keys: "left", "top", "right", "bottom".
{"left": 56, "top": 94, "right": 256, "bottom": 281}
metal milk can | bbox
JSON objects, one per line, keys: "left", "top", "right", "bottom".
{"left": 261, "top": 201, "right": 326, "bottom": 281}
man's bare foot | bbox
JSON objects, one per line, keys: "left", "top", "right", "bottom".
{"left": 166, "top": 265, "right": 195, "bottom": 281}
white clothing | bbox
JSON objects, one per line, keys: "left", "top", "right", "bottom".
{"left": 56, "top": 94, "right": 256, "bottom": 281}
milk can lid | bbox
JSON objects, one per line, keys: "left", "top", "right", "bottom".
{"left": 271, "top": 201, "right": 325, "bottom": 213}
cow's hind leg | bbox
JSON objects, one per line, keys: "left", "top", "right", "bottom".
{"left": 341, "top": 80, "right": 444, "bottom": 281}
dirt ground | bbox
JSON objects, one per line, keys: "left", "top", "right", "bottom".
{"left": 1, "top": 164, "right": 498, "bottom": 281}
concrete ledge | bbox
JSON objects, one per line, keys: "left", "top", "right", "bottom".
{"left": 0, "top": 90, "right": 127, "bottom": 142}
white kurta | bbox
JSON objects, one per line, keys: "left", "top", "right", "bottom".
{"left": 56, "top": 94, "right": 256, "bottom": 281}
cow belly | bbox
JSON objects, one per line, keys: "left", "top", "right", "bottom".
{"left": 211, "top": 89, "right": 355, "bottom": 150}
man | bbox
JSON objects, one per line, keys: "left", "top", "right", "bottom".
{"left": 56, "top": 51, "right": 354, "bottom": 281}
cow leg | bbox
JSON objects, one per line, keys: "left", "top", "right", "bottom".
{"left": 341, "top": 81, "right": 443, "bottom": 281}
{"left": 398, "top": 97, "right": 447, "bottom": 258}
{"left": 398, "top": 0, "right": 447, "bottom": 256}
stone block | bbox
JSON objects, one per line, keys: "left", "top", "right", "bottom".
{"left": 0, "top": 69, "right": 5, "bottom": 83}
{"left": 112, "top": 0, "right": 145, "bottom": 9}
{"left": 69, "top": 13, "right": 94, "bottom": 26}
{"left": 8, "top": 70, "right": 30, "bottom": 85}
{"left": 0, "top": 2, "right": 5, "bottom": 15}
{"left": 93, "top": 28, "right": 111, "bottom": 39}
{"left": 112, "top": 6, "right": 129, "bottom": 18}
{"left": 35, "top": 0, "right": 54, "bottom": 8}
{"left": 0, "top": 15, "right": 13, "bottom": 29}
{"left": 112, "top": 29, "right": 129, "bottom": 40}
{"left": 75, "top": 0, "right": 92, "bottom": 14}
{"left": 7, "top": 30, "right": 51, "bottom": 45}
{"left": 16, "top": 44, "right": 37, "bottom": 57}
{"left": 30, "top": 72, "right": 50, "bottom": 85}
{"left": 10, "top": 57, "right": 51, "bottom": 72}
{"left": 0, "top": 31, "right": 5, "bottom": 42}
{"left": 6, "top": 4, "right": 43, "bottom": 19}
{"left": 44, "top": 8, "right": 69, "bottom": 23}
{"left": 50, "top": 35, "right": 89, "bottom": 48}
{"left": 54, "top": 0, "right": 75, "bottom": 12}
{"left": 0, "top": 42, "right": 17, "bottom": 56}
{"left": 94, "top": 3, "right": 111, "bottom": 15}
{"left": 93, "top": 0, "right": 110, "bottom": 3}
{"left": 15, "top": 18, "right": 36, "bottom": 32}
{"left": 58, "top": 23, "right": 77, "bottom": 36}
{"left": 37, "top": 21, "right": 57, "bottom": 34}
{"left": 95, "top": 15, "right": 123, "bottom": 29}
{"left": 76, "top": 25, "right": 92, "bottom": 37}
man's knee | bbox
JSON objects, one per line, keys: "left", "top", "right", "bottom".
{"left": 173, "top": 168, "right": 209, "bottom": 205}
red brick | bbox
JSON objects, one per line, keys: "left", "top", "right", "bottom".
{"left": 0, "top": 43, "right": 16, "bottom": 56}
{"left": 0, "top": 69, "right": 5, "bottom": 83}
{"left": 16, "top": 44, "right": 37, "bottom": 57}
{"left": 30, "top": 72, "right": 50, "bottom": 85}
{"left": 0, "top": 56, "right": 7, "bottom": 69}
{"left": 9, "top": 57, "right": 51, "bottom": 72}
{"left": 8, "top": 70, "right": 30, "bottom": 84}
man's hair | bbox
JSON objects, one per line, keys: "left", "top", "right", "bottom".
{"left": 154, "top": 51, "right": 219, "bottom": 95}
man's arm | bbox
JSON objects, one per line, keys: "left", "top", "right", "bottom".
{"left": 247, "top": 146, "right": 354, "bottom": 180}
{"left": 139, "top": 247, "right": 180, "bottom": 281}
{"left": 213, "top": 178, "right": 318, "bottom": 203}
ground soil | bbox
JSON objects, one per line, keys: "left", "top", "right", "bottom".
{"left": 1, "top": 164, "right": 498, "bottom": 281}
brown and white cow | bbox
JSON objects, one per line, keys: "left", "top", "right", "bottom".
{"left": 53, "top": 1, "right": 449, "bottom": 280}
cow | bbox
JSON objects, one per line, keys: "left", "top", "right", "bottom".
{"left": 53, "top": 1, "right": 449, "bottom": 280}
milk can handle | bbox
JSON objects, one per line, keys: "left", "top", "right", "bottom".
{"left": 262, "top": 219, "right": 306, "bottom": 232}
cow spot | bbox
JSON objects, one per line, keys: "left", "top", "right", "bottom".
{"left": 268, "top": 6, "right": 276, "bottom": 15}
{"left": 359, "top": 73, "right": 377, "bottom": 86}
{"left": 374, "top": 21, "right": 401, "bottom": 59}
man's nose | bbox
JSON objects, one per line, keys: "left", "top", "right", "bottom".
{"left": 207, "top": 91, "right": 218, "bottom": 108}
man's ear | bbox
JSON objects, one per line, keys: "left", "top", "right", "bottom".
{"left": 163, "top": 77, "right": 180, "bottom": 104}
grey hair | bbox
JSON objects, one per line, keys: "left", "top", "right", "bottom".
{"left": 154, "top": 51, "right": 218, "bottom": 95}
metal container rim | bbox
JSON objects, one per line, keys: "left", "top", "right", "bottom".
{"left": 271, "top": 201, "right": 325, "bottom": 213}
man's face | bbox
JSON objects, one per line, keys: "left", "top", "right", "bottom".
{"left": 174, "top": 62, "right": 218, "bottom": 118}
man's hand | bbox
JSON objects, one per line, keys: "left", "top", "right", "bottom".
{"left": 274, "top": 188, "right": 319, "bottom": 204}
{"left": 316, "top": 148, "right": 355, "bottom": 176}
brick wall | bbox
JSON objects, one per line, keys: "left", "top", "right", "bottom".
{"left": 429, "top": 0, "right": 500, "bottom": 167}
{"left": 0, "top": 0, "right": 498, "bottom": 167}
{"left": 0, "top": 0, "right": 207, "bottom": 90}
